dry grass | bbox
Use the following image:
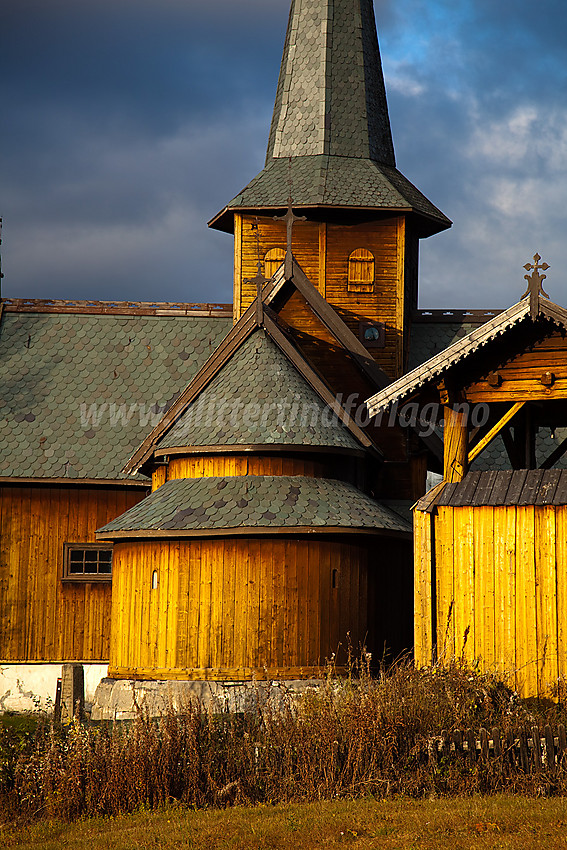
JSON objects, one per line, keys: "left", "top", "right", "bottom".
{"left": 4, "top": 796, "right": 567, "bottom": 849}
{"left": 4, "top": 661, "right": 567, "bottom": 823}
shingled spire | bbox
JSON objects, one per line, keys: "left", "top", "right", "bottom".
{"left": 210, "top": 0, "right": 450, "bottom": 236}
{"left": 266, "top": 0, "right": 395, "bottom": 165}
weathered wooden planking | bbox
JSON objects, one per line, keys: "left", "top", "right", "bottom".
{"left": 0, "top": 484, "right": 141, "bottom": 663}
{"left": 108, "top": 536, "right": 378, "bottom": 680}
{"left": 413, "top": 510, "right": 433, "bottom": 665}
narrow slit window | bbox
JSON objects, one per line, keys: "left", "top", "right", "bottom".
{"left": 348, "top": 248, "right": 375, "bottom": 293}
{"left": 63, "top": 543, "right": 113, "bottom": 582}
{"left": 152, "top": 570, "right": 158, "bottom": 590}
{"left": 264, "top": 248, "right": 286, "bottom": 279}
{"left": 332, "top": 569, "right": 339, "bottom": 589}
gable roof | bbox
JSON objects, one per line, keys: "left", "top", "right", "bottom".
{"left": 0, "top": 299, "right": 231, "bottom": 481}
{"left": 264, "top": 258, "right": 443, "bottom": 461}
{"left": 156, "top": 329, "right": 364, "bottom": 455}
{"left": 124, "top": 269, "right": 380, "bottom": 475}
{"left": 97, "top": 475, "right": 412, "bottom": 539}
{"left": 366, "top": 295, "right": 567, "bottom": 418}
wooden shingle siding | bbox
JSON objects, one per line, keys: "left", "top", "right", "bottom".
{"left": 414, "top": 502, "right": 567, "bottom": 697}
{"left": 0, "top": 485, "right": 142, "bottom": 662}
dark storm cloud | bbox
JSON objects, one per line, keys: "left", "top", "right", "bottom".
{"left": 2, "top": 0, "right": 567, "bottom": 308}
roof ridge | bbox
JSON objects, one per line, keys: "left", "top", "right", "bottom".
{"left": 2, "top": 298, "right": 233, "bottom": 317}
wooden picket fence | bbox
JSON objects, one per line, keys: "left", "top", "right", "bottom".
{"left": 428, "top": 724, "right": 567, "bottom": 773}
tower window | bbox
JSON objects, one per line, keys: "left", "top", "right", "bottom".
{"left": 348, "top": 248, "right": 375, "bottom": 293}
{"left": 264, "top": 248, "right": 286, "bottom": 279}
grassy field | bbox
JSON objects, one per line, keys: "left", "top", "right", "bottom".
{"left": 3, "top": 796, "right": 567, "bottom": 850}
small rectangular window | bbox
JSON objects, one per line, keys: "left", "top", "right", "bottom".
{"left": 63, "top": 543, "right": 113, "bottom": 582}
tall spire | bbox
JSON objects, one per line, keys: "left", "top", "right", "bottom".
{"left": 267, "top": 0, "right": 395, "bottom": 165}
{"left": 210, "top": 0, "right": 450, "bottom": 237}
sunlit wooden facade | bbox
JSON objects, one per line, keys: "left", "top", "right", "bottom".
{"left": 366, "top": 284, "right": 567, "bottom": 697}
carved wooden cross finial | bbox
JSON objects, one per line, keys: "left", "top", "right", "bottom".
{"left": 521, "top": 253, "right": 550, "bottom": 318}
{"left": 244, "top": 217, "right": 269, "bottom": 325}
{"left": 274, "top": 157, "right": 306, "bottom": 279}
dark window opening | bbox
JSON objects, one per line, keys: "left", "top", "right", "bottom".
{"left": 63, "top": 543, "right": 113, "bottom": 581}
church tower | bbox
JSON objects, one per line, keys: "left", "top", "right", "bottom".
{"left": 209, "top": 0, "right": 451, "bottom": 379}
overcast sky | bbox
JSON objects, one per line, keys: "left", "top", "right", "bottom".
{"left": 2, "top": 0, "right": 567, "bottom": 309}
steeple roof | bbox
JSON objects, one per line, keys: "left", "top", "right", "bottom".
{"left": 266, "top": 0, "right": 394, "bottom": 164}
{"left": 210, "top": 0, "right": 451, "bottom": 236}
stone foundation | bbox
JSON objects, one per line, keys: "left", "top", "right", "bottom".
{"left": 91, "top": 677, "right": 322, "bottom": 720}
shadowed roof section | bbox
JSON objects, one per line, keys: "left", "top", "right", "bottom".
{"left": 210, "top": 0, "right": 450, "bottom": 236}
{"left": 96, "top": 475, "right": 412, "bottom": 538}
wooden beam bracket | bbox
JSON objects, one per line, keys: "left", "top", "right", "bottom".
{"left": 468, "top": 402, "right": 525, "bottom": 465}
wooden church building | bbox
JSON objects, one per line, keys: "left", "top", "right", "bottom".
{"left": 1, "top": 0, "right": 563, "bottom": 711}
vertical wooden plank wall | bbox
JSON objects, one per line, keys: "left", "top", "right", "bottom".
{"left": 424, "top": 504, "right": 565, "bottom": 697}
{"left": 236, "top": 215, "right": 407, "bottom": 379}
{"left": 108, "top": 537, "right": 372, "bottom": 680}
{"left": 413, "top": 509, "right": 433, "bottom": 665}
{"left": 0, "top": 484, "right": 143, "bottom": 662}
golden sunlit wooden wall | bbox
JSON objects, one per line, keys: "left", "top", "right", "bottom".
{"left": 109, "top": 536, "right": 372, "bottom": 681}
{"left": 233, "top": 213, "right": 417, "bottom": 378}
{"left": 414, "top": 504, "right": 567, "bottom": 697}
{"left": 0, "top": 484, "right": 143, "bottom": 663}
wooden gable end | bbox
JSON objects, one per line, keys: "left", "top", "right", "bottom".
{"left": 463, "top": 328, "right": 567, "bottom": 403}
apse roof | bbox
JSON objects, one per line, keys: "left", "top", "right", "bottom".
{"left": 97, "top": 474, "right": 412, "bottom": 538}
{"left": 157, "top": 329, "right": 363, "bottom": 454}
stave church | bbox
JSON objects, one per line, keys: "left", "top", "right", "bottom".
{"left": 2, "top": 0, "right": 566, "bottom": 715}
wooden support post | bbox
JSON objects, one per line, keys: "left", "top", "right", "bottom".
{"left": 443, "top": 405, "right": 468, "bottom": 482}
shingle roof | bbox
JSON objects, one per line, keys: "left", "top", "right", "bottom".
{"left": 408, "top": 310, "right": 503, "bottom": 371}
{"left": 97, "top": 475, "right": 412, "bottom": 537}
{"left": 213, "top": 157, "right": 450, "bottom": 233}
{"left": 266, "top": 0, "right": 394, "bottom": 163}
{"left": 0, "top": 305, "right": 231, "bottom": 480}
{"left": 157, "top": 328, "right": 363, "bottom": 453}
{"left": 209, "top": 0, "right": 450, "bottom": 236}
{"left": 417, "top": 469, "right": 567, "bottom": 510}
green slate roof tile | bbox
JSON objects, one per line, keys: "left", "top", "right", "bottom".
{"left": 224, "top": 156, "right": 450, "bottom": 228}
{"left": 267, "top": 0, "right": 395, "bottom": 164}
{"left": 98, "top": 475, "right": 412, "bottom": 535}
{"left": 212, "top": 1, "right": 450, "bottom": 232}
{"left": 0, "top": 310, "right": 231, "bottom": 480}
{"left": 408, "top": 321, "right": 481, "bottom": 370}
{"left": 158, "top": 330, "right": 362, "bottom": 452}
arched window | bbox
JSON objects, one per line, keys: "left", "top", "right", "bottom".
{"left": 348, "top": 248, "right": 375, "bottom": 293}
{"left": 264, "top": 247, "right": 286, "bottom": 279}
